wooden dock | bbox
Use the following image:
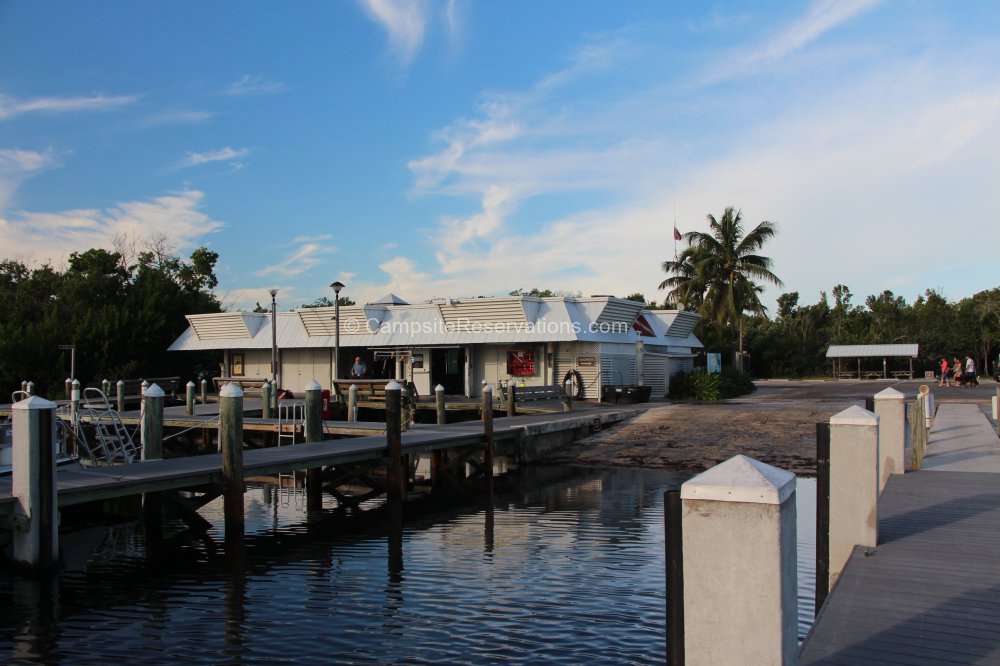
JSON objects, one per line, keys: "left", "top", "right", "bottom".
{"left": 799, "top": 402, "right": 1000, "bottom": 664}
{"left": 0, "top": 405, "right": 642, "bottom": 515}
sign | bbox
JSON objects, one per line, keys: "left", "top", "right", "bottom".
{"left": 706, "top": 353, "right": 721, "bottom": 374}
{"left": 507, "top": 350, "right": 536, "bottom": 376}
{"left": 577, "top": 356, "right": 597, "bottom": 367}
{"left": 412, "top": 353, "right": 424, "bottom": 369}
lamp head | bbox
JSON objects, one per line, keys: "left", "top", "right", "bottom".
{"left": 330, "top": 281, "right": 345, "bottom": 294}
{"left": 268, "top": 288, "right": 279, "bottom": 298}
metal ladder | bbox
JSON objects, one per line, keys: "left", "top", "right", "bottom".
{"left": 276, "top": 399, "right": 304, "bottom": 505}
{"left": 80, "top": 388, "right": 138, "bottom": 464}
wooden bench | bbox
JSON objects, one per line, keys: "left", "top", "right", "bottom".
{"left": 113, "top": 376, "right": 182, "bottom": 399}
{"left": 213, "top": 377, "right": 268, "bottom": 396}
{"left": 331, "top": 379, "right": 419, "bottom": 404}
{"left": 506, "top": 384, "right": 571, "bottom": 416}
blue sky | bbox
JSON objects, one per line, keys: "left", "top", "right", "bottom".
{"left": 1, "top": 1, "right": 997, "bottom": 313}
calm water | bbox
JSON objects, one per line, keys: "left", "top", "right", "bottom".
{"left": 0, "top": 467, "right": 815, "bottom": 664}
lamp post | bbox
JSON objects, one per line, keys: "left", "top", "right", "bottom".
{"left": 331, "top": 281, "right": 345, "bottom": 379}
{"left": 269, "top": 288, "right": 279, "bottom": 389}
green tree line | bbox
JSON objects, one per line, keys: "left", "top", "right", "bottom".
{"left": 0, "top": 242, "right": 221, "bottom": 399}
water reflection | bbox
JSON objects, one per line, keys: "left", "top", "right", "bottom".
{"left": 0, "top": 466, "right": 816, "bottom": 664}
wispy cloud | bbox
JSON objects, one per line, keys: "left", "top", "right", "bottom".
{"left": 223, "top": 74, "right": 286, "bottom": 96}
{"left": 0, "top": 189, "right": 224, "bottom": 264}
{"left": 140, "top": 110, "right": 213, "bottom": 127}
{"left": 0, "top": 92, "right": 138, "bottom": 121}
{"left": 358, "top": 0, "right": 429, "bottom": 67}
{"left": 255, "top": 240, "right": 337, "bottom": 278}
{"left": 178, "top": 146, "right": 251, "bottom": 169}
{"left": 0, "top": 148, "right": 60, "bottom": 212}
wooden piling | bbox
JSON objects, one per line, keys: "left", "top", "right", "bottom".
{"left": 219, "top": 383, "right": 245, "bottom": 544}
{"left": 562, "top": 380, "right": 573, "bottom": 412}
{"left": 200, "top": 378, "right": 208, "bottom": 405}
{"left": 507, "top": 384, "right": 516, "bottom": 418}
{"left": 116, "top": 379, "right": 125, "bottom": 413}
{"left": 348, "top": 384, "right": 358, "bottom": 423}
{"left": 64, "top": 378, "right": 71, "bottom": 400}
{"left": 304, "top": 380, "right": 323, "bottom": 511}
{"left": 482, "top": 385, "right": 495, "bottom": 497}
{"left": 186, "top": 381, "right": 196, "bottom": 416}
{"left": 435, "top": 384, "right": 446, "bottom": 425}
{"left": 102, "top": 378, "right": 111, "bottom": 397}
{"left": 385, "top": 380, "right": 405, "bottom": 503}
{"left": 12, "top": 396, "right": 58, "bottom": 571}
{"left": 261, "top": 380, "right": 271, "bottom": 420}
{"left": 142, "top": 384, "right": 165, "bottom": 461}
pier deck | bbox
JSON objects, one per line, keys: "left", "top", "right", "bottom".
{"left": 799, "top": 401, "right": 1000, "bottom": 664}
{"left": 0, "top": 405, "right": 642, "bottom": 514}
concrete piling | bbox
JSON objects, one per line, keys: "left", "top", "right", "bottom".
{"left": 348, "top": 384, "right": 358, "bottom": 423}
{"left": 11, "top": 396, "right": 59, "bottom": 571}
{"left": 827, "top": 405, "right": 879, "bottom": 591}
{"left": 680, "top": 455, "right": 798, "bottom": 666}
{"left": 186, "top": 381, "right": 196, "bottom": 416}
{"left": 435, "top": 384, "right": 446, "bottom": 425}
{"left": 304, "top": 380, "right": 323, "bottom": 511}
{"left": 142, "top": 384, "right": 164, "bottom": 461}
{"left": 873, "top": 387, "right": 905, "bottom": 492}
{"left": 219, "top": 383, "right": 245, "bottom": 543}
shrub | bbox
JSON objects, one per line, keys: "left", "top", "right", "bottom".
{"left": 667, "top": 368, "right": 755, "bottom": 401}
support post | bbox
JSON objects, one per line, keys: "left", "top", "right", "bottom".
{"left": 186, "top": 381, "right": 196, "bottom": 416}
{"left": 142, "top": 384, "right": 164, "bottom": 461}
{"left": 665, "top": 489, "right": 684, "bottom": 666}
{"left": 261, "top": 380, "right": 271, "bottom": 420}
{"left": 304, "top": 380, "right": 323, "bottom": 511}
{"left": 12, "top": 396, "right": 59, "bottom": 571}
{"left": 435, "top": 384, "right": 446, "bottom": 425}
{"left": 680, "top": 455, "right": 797, "bottom": 665}
{"left": 910, "top": 396, "right": 926, "bottom": 471}
{"left": 995, "top": 387, "right": 1000, "bottom": 437}
{"left": 507, "top": 384, "right": 516, "bottom": 418}
{"left": 116, "top": 379, "right": 125, "bottom": 413}
{"left": 200, "top": 378, "right": 208, "bottom": 405}
{"left": 64, "top": 378, "right": 71, "bottom": 400}
{"left": 26, "top": 381, "right": 34, "bottom": 396}
{"left": 873, "top": 387, "right": 905, "bottom": 492}
{"left": 102, "top": 378, "right": 111, "bottom": 397}
{"left": 815, "top": 422, "right": 831, "bottom": 614}
{"left": 385, "top": 381, "right": 404, "bottom": 503}
{"left": 348, "top": 384, "right": 358, "bottom": 423}
{"left": 482, "top": 385, "right": 494, "bottom": 497}
{"left": 828, "top": 405, "right": 879, "bottom": 591}
{"left": 563, "top": 380, "right": 573, "bottom": 412}
{"left": 70, "top": 379, "right": 81, "bottom": 445}
{"left": 219, "top": 384, "right": 245, "bottom": 545}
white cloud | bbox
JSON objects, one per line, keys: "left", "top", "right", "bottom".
{"left": 358, "top": 0, "right": 428, "bottom": 67}
{"left": 0, "top": 92, "right": 138, "bottom": 121}
{"left": 140, "top": 110, "right": 213, "bottom": 127}
{"left": 223, "top": 74, "right": 286, "bottom": 96}
{"left": 255, "top": 240, "right": 337, "bottom": 278}
{"left": 0, "top": 189, "right": 224, "bottom": 265}
{"left": 178, "top": 147, "right": 251, "bottom": 169}
{"left": 0, "top": 148, "right": 60, "bottom": 212}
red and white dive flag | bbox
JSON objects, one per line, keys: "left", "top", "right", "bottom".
{"left": 673, "top": 226, "right": 682, "bottom": 241}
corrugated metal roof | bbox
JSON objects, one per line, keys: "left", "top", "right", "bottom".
{"left": 826, "top": 344, "right": 919, "bottom": 358}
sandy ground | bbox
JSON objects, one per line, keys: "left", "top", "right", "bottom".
{"left": 542, "top": 379, "right": 999, "bottom": 476}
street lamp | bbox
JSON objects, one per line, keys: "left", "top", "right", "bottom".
{"left": 269, "top": 288, "right": 279, "bottom": 389}
{"left": 331, "top": 281, "right": 345, "bottom": 379}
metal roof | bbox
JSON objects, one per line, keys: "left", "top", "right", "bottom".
{"left": 826, "top": 344, "right": 919, "bottom": 358}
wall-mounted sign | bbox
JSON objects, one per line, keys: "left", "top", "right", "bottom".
{"left": 507, "top": 350, "right": 536, "bottom": 376}
{"left": 412, "top": 353, "right": 424, "bottom": 369}
{"left": 577, "top": 356, "right": 597, "bottom": 367}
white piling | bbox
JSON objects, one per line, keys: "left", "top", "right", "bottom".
{"left": 873, "top": 387, "right": 905, "bottom": 492}
{"left": 12, "top": 396, "right": 59, "bottom": 571}
{"left": 828, "top": 405, "right": 879, "bottom": 590}
{"left": 142, "top": 384, "right": 165, "bottom": 461}
{"left": 186, "top": 381, "right": 196, "bottom": 416}
{"left": 680, "top": 454, "right": 798, "bottom": 666}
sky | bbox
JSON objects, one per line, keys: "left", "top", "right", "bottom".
{"left": 1, "top": 1, "right": 998, "bottom": 314}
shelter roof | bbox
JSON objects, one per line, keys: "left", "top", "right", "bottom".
{"left": 826, "top": 344, "right": 919, "bottom": 358}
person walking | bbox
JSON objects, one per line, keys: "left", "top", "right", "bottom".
{"left": 953, "top": 357, "right": 964, "bottom": 386}
{"left": 965, "top": 354, "right": 978, "bottom": 386}
{"left": 939, "top": 358, "right": 951, "bottom": 387}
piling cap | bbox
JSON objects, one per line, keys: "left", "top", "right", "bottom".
{"left": 681, "top": 454, "right": 795, "bottom": 505}
{"left": 143, "top": 383, "right": 165, "bottom": 398}
{"left": 12, "top": 395, "right": 56, "bottom": 410}
{"left": 919, "top": 384, "right": 930, "bottom": 395}
{"left": 385, "top": 380, "right": 402, "bottom": 391}
{"left": 186, "top": 380, "right": 196, "bottom": 388}
{"left": 435, "top": 384, "right": 445, "bottom": 392}
{"left": 305, "top": 379, "right": 322, "bottom": 391}
{"left": 482, "top": 384, "right": 493, "bottom": 393}
{"left": 874, "top": 387, "right": 904, "bottom": 400}
{"left": 831, "top": 404, "right": 878, "bottom": 427}
{"left": 219, "top": 383, "right": 243, "bottom": 398}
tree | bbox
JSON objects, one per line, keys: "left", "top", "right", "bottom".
{"left": 301, "top": 295, "right": 355, "bottom": 308}
{"left": 659, "top": 206, "right": 782, "bottom": 369}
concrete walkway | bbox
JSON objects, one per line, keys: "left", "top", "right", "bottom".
{"left": 923, "top": 402, "right": 1000, "bottom": 472}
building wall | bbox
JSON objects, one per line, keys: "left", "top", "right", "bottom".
{"left": 643, "top": 353, "right": 669, "bottom": 399}
{"left": 473, "top": 343, "right": 550, "bottom": 395}
{"left": 279, "top": 348, "right": 332, "bottom": 393}
{"left": 554, "top": 342, "right": 601, "bottom": 400}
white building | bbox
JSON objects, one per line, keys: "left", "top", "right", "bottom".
{"left": 168, "top": 294, "right": 702, "bottom": 401}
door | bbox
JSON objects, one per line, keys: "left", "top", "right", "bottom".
{"left": 431, "top": 348, "right": 465, "bottom": 394}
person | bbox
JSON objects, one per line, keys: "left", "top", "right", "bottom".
{"left": 351, "top": 356, "right": 368, "bottom": 379}
{"left": 965, "top": 354, "right": 978, "bottom": 386}
{"left": 939, "top": 358, "right": 950, "bottom": 387}
{"left": 953, "top": 357, "right": 964, "bottom": 387}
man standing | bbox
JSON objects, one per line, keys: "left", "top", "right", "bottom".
{"left": 351, "top": 356, "right": 368, "bottom": 379}
{"left": 965, "top": 354, "right": 978, "bottom": 386}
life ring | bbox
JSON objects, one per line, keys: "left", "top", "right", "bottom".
{"left": 563, "top": 369, "right": 585, "bottom": 400}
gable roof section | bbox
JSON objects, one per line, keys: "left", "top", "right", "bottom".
{"left": 437, "top": 297, "right": 533, "bottom": 326}
{"left": 186, "top": 312, "right": 262, "bottom": 340}
{"left": 296, "top": 305, "right": 374, "bottom": 337}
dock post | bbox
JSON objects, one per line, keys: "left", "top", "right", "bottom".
{"left": 910, "top": 396, "right": 926, "bottom": 470}
{"left": 64, "top": 378, "right": 71, "bottom": 400}
{"left": 261, "top": 380, "right": 271, "bottom": 420}
{"left": 995, "top": 387, "right": 1000, "bottom": 436}
{"left": 186, "top": 381, "right": 196, "bottom": 416}
{"left": 562, "top": 380, "right": 573, "bottom": 412}
{"left": 401, "top": 388, "right": 411, "bottom": 432}
{"left": 828, "top": 405, "right": 879, "bottom": 592}
{"left": 26, "top": 381, "right": 34, "bottom": 396}
{"left": 140, "top": 380, "right": 149, "bottom": 408}
{"left": 200, "top": 378, "right": 208, "bottom": 405}
{"left": 507, "top": 384, "right": 516, "bottom": 418}
{"left": 385, "top": 380, "right": 405, "bottom": 503}
{"left": 12, "top": 396, "right": 59, "bottom": 572}
{"left": 116, "top": 379, "right": 125, "bottom": 413}
{"left": 142, "top": 384, "right": 164, "bottom": 461}
{"left": 665, "top": 489, "right": 684, "bottom": 666}
{"left": 435, "top": 384, "right": 446, "bottom": 425}
{"left": 680, "top": 455, "right": 797, "bottom": 665}
{"left": 102, "top": 378, "right": 111, "bottom": 397}
{"left": 873, "top": 388, "right": 905, "bottom": 492}
{"left": 482, "top": 385, "right": 494, "bottom": 497}
{"left": 304, "top": 380, "right": 324, "bottom": 511}
{"left": 348, "top": 384, "right": 358, "bottom": 423}
{"left": 219, "top": 383, "right": 245, "bottom": 545}
{"left": 70, "top": 379, "right": 80, "bottom": 442}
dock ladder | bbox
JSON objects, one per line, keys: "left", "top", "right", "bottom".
{"left": 79, "top": 388, "right": 139, "bottom": 464}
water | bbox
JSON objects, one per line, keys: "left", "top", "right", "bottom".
{"left": 0, "top": 467, "right": 816, "bottom": 664}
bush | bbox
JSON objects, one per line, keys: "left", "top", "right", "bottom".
{"left": 667, "top": 368, "right": 755, "bottom": 401}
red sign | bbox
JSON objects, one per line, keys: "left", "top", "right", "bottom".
{"left": 633, "top": 314, "right": 655, "bottom": 337}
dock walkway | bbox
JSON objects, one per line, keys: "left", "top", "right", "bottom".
{"left": 799, "top": 401, "right": 1000, "bottom": 664}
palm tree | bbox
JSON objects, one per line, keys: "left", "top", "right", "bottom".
{"left": 659, "top": 206, "right": 783, "bottom": 369}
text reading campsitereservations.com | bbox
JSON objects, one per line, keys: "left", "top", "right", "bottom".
{"left": 342, "top": 318, "right": 632, "bottom": 335}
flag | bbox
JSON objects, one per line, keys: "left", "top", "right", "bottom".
{"left": 673, "top": 226, "right": 682, "bottom": 241}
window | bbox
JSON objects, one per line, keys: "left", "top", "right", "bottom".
{"left": 231, "top": 353, "right": 245, "bottom": 377}
{"left": 507, "top": 349, "right": 536, "bottom": 376}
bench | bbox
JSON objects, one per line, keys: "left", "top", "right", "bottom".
{"left": 112, "top": 376, "right": 181, "bottom": 399}
{"left": 506, "top": 384, "right": 572, "bottom": 416}
{"left": 213, "top": 377, "right": 268, "bottom": 396}
{"left": 331, "top": 379, "right": 420, "bottom": 404}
